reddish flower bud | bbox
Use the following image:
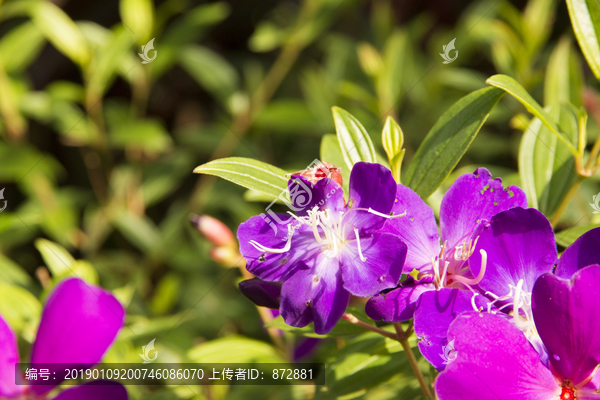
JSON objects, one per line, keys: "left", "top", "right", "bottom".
{"left": 287, "top": 161, "right": 343, "bottom": 187}
{"left": 190, "top": 214, "right": 235, "bottom": 247}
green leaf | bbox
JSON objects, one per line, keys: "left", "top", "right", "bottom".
{"left": 86, "top": 27, "right": 135, "bottom": 98}
{"left": 119, "top": 0, "right": 155, "bottom": 44}
{"left": 319, "top": 134, "right": 350, "bottom": 192}
{"left": 0, "top": 22, "right": 45, "bottom": 73}
{"left": 314, "top": 331, "right": 423, "bottom": 399}
{"left": 112, "top": 209, "right": 162, "bottom": 254}
{"left": 0, "top": 282, "right": 41, "bottom": 343}
{"left": 179, "top": 45, "right": 239, "bottom": 105}
{"left": 28, "top": 1, "right": 91, "bottom": 66}
{"left": 556, "top": 223, "right": 600, "bottom": 247}
{"left": 545, "top": 38, "right": 583, "bottom": 108}
{"left": 194, "top": 157, "right": 288, "bottom": 200}
{"left": 332, "top": 106, "right": 376, "bottom": 170}
{"left": 486, "top": 74, "right": 578, "bottom": 155}
{"left": 34, "top": 238, "right": 98, "bottom": 283}
{"left": 109, "top": 119, "right": 173, "bottom": 155}
{"left": 0, "top": 254, "right": 32, "bottom": 286}
{"left": 34, "top": 238, "right": 76, "bottom": 275}
{"left": 405, "top": 87, "right": 505, "bottom": 198}
{"left": 518, "top": 110, "right": 578, "bottom": 216}
{"left": 187, "top": 336, "right": 286, "bottom": 363}
{"left": 566, "top": 0, "right": 600, "bottom": 81}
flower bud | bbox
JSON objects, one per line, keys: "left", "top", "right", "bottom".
{"left": 190, "top": 214, "right": 235, "bottom": 247}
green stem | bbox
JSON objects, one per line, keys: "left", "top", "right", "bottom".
{"left": 550, "top": 176, "right": 584, "bottom": 228}
{"left": 342, "top": 313, "right": 398, "bottom": 340}
{"left": 393, "top": 322, "right": 434, "bottom": 399}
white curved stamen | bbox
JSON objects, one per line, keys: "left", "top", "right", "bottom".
{"left": 354, "top": 228, "right": 367, "bottom": 262}
{"left": 250, "top": 224, "right": 295, "bottom": 253}
{"left": 367, "top": 207, "right": 407, "bottom": 219}
{"left": 471, "top": 292, "right": 483, "bottom": 312}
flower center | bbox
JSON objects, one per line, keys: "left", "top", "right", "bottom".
{"left": 425, "top": 237, "right": 487, "bottom": 291}
{"left": 560, "top": 385, "right": 576, "bottom": 400}
{"left": 476, "top": 278, "right": 537, "bottom": 340}
{"left": 249, "top": 206, "right": 404, "bottom": 262}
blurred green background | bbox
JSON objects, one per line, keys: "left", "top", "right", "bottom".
{"left": 1, "top": 0, "right": 600, "bottom": 398}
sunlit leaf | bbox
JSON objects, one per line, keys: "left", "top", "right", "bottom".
{"left": 119, "top": 0, "right": 155, "bottom": 44}
{"left": 566, "top": 0, "right": 600, "bottom": 81}
{"left": 556, "top": 223, "right": 600, "bottom": 247}
{"left": 486, "top": 74, "right": 577, "bottom": 155}
{"left": 194, "top": 157, "right": 288, "bottom": 200}
{"left": 332, "top": 106, "right": 376, "bottom": 170}
{"left": 28, "top": 1, "right": 91, "bottom": 66}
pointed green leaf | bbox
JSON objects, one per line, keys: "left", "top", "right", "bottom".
{"left": 486, "top": 74, "right": 578, "bottom": 155}
{"left": 404, "top": 87, "right": 505, "bottom": 198}
{"left": 332, "top": 107, "right": 376, "bottom": 170}
{"left": 566, "top": 0, "right": 600, "bottom": 81}
{"left": 194, "top": 157, "right": 288, "bottom": 199}
{"left": 119, "top": 0, "right": 155, "bottom": 44}
{"left": 556, "top": 223, "right": 600, "bottom": 247}
{"left": 382, "top": 116, "right": 404, "bottom": 182}
{"left": 518, "top": 109, "right": 578, "bottom": 216}
{"left": 29, "top": 1, "right": 91, "bottom": 66}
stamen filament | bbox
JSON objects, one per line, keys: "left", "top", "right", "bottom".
{"left": 354, "top": 228, "right": 367, "bottom": 262}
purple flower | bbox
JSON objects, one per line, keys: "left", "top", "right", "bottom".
{"left": 435, "top": 263, "right": 600, "bottom": 399}
{"left": 237, "top": 162, "right": 407, "bottom": 334}
{"left": 366, "top": 168, "right": 527, "bottom": 322}
{"left": 413, "top": 207, "right": 557, "bottom": 370}
{"left": 0, "top": 278, "right": 127, "bottom": 399}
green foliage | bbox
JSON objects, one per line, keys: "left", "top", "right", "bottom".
{"left": 404, "top": 87, "right": 505, "bottom": 199}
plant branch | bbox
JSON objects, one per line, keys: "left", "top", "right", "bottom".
{"left": 342, "top": 313, "right": 398, "bottom": 340}
{"left": 393, "top": 322, "right": 434, "bottom": 398}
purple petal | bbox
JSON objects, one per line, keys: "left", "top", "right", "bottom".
{"left": 340, "top": 232, "right": 406, "bottom": 297}
{"left": 556, "top": 227, "right": 600, "bottom": 279}
{"left": 440, "top": 168, "right": 527, "bottom": 249}
{"left": 345, "top": 162, "right": 396, "bottom": 236}
{"left": 53, "top": 382, "right": 128, "bottom": 400}
{"left": 469, "top": 208, "right": 557, "bottom": 300}
{"left": 31, "top": 278, "right": 125, "bottom": 395}
{"left": 414, "top": 289, "right": 489, "bottom": 371}
{"left": 287, "top": 175, "right": 344, "bottom": 216}
{"left": 380, "top": 184, "right": 440, "bottom": 273}
{"left": 0, "top": 313, "right": 23, "bottom": 397}
{"left": 436, "top": 312, "right": 560, "bottom": 400}
{"left": 532, "top": 265, "right": 600, "bottom": 386}
{"left": 238, "top": 278, "right": 281, "bottom": 309}
{"left": 293, "top": 338, "right": 321, "bottom": 361}
{"left": 238, "top": 215, "right": 319, "bottom": 281}
{"left": 280, "top": 259, "right": 350, "bottom": 334}
{"left": 365, "top": 276, "right": 435, "bottom": 322}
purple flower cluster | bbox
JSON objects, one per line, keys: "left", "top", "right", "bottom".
{"left": 237, "top": 161, "right": 600, "bottom": 397}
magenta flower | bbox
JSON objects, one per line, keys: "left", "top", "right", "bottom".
{"left": 435, "top": 263, "right": 600, "bottom": 399}
{"left": 366, "top": 168, "right": 527, "bottom": 322}
{"left": 0, "top": 278, "right": 127, "bottom": 399}
{"left": 413, "top": 207, "right": 558, "bottom": 370}
{"left": 237, "top": 162, "right": 407, "bottom": 334}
